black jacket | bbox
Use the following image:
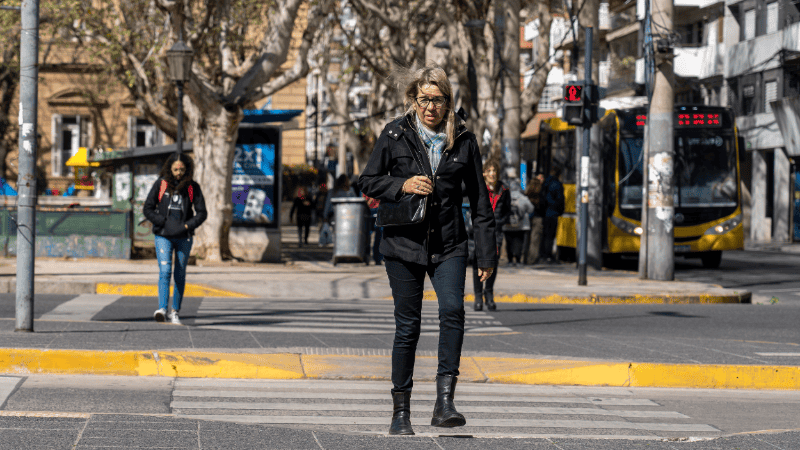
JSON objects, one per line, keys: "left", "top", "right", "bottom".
{"left": 143, "top": 178, "right": 208, "bottom": 237}
{"left": 358, "top": 114, "right": 497, "bottom": 268}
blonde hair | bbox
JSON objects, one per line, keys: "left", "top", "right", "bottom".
{"left": 394, "top": 64, "right": 457, "bottom": 151}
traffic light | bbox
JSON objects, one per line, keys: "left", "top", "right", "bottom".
{"left": 562, "top": 83, "right": 585, "bottom": 126}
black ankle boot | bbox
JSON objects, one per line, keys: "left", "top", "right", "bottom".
{"left": 473, "top": 292, "right": 483, "bottom": 311}
{"left": 485, "top": 291, "right": 496, "bottom": 311}
{"left": 389, "top": 391, "right": 414, "bottom": 435}
{"left": 431, "top": 375, "right": 466, "bottom": 427}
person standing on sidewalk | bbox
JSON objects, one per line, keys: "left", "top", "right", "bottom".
{"left": 359, "top": 65, "right": 496, "bottom": 436}
{"left": 472, "top": 160, "right": 509, "bottom": 311}
{"left": 524, "top": 173, "right": 544, "bottom": 264}
{"left": 540, "top": 165, "right": 565, "bottom": 263}
{"left": 143, "top": 153, "right": 207, "bottom": 325}
{"left": 289, "top": 186, "right": 313, "bottom": 247}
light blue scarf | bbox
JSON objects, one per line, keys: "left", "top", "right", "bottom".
{"left": 415, "top": 114, "right": 447, "bottom": 174}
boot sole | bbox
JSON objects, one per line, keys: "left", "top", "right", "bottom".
{"left": 388, "top": 430, "right": 415, "bottom": 435}
{"left": 431, "top": 416, "right": 466, "bottom": 427}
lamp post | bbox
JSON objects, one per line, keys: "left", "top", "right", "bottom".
{"left": 166, "top": 38, "right": 194, "bottom": 155}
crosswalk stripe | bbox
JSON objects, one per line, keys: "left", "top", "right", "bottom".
{"left": 179, "top": 415, "right": 717, "bottom": 432}
{"left": 172, "top": 390, "right": 659, "bottom": 405}
{"left": 172, "top": 379, "right": 719, "bottom": 438}
{"left": 173, "top": 379, "right": 636, "bottom": 395}
{"left": 39, "top": 294, "right": 122, "bottom": 321}
{"left": 0, "top": 376, "right": 21, "bottom": 407}
{"left": 194, "top": 297, "right": 512, "bottom": 334}
{"left": 171, "top": 401, "right": 686, "bottom": 418}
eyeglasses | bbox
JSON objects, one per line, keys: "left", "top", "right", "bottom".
{"left": 415, "top": 96, "right": 448, "bottom": 109}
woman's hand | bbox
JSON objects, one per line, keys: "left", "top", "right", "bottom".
{"left": 402, "top": 175, "right": 433, "bottom": 196}
{"left": 478, "top": 267, "right": 494, "bottom": 282}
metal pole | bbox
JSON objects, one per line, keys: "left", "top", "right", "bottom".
{"left": 646, "top": 0, "right": 674, "bottom": 281}
{"left": 577, "top": 27, "right": 592, "bottom": 286}
{"left": 176, "top": 81, "right": 184, "bottom": 155}
{"left": 16, "top": 0, "right": 40, "bottom": 332}
{"left": 639, "top": 0, "right": 654, "bottom": 279}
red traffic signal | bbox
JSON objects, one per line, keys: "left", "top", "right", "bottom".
{"left": 564, "top": 84, "right": 583, "bottom": 103}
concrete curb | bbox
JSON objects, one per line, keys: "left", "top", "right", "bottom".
{"left": 0, "top": 348, "right": 795, "bottom": 390}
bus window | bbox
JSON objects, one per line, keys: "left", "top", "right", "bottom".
{"left": 618, "top": 137, "right": 644, "bottom": 209}
{"left": 675, "top": 134, "right": 737, "bottom": 207}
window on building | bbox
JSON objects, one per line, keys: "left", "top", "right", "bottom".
{"left": 765, "top": 80, "right": 778, "bottom": 113}
{"left": 51, "top": 115, "right": 90, "bottom": 176}
{"left": 538, "top": 85, "right": 561, "bottom": 112}
{"left": 766, "top": 2, "right": 779, "bottom": 34}
{"left": 128, "top": 117, "right": 163, "bottom": 148}
{"left": 744, "top": 9, "right": 756, "bottom": 40}
{"left": 742, "top": 84, "right": 756, "bottom": 115}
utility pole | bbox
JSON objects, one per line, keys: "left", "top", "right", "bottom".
{"left": 579, "top": 0, "right": 601, "bottom": 272}
{"left": 16, "top": 0, "right": 40, "bottom": 332}
{"left": 501, "top": 0, "right": 521, "bottom": 180}
{"left": 646, "top": 0, "right": 675, "bottom": 280}
{"left": 638, "top": 0, "right": 655, "bottom": 279}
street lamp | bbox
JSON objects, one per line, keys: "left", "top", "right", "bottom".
{"left": 166, "top": 38, "right": 193, "bottom": 155}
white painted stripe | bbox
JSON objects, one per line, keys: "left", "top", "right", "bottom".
{"left": 754, "top": 352, "right": 800, "bottom": 356}
{"left": 179, "top": 415, "right": 718, "bottom": 431}
{"left": 192, "top": 325, "right": 512, "bottom": 334}
{"left": 0, "top": 376, "right": 21, "bottom": 407}
{"left": 173, "top": 379, "right": 635, "bottom": 396}
{"left": 171, "top": 390, "right": 658, "bottom": 405}
{"left": 171, "top": 401, "right": 686, "bottom": 418}
{"left": 39, "top": 294, "right": 122, "bottom": 321}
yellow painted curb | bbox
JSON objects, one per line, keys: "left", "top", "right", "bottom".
{"left": 96, "top": 283, "right": 251, "bottom": 298}
{"left": 2, "top": 349, "right": 796, "bottom": 389}
{"left": 0, "top": 349, "right": 303, "bottom": 379}
{"left": 456, "top": 291, "right": 748, "bottom": 304}
{"left": 629, "top": 362, "right": 800, "bottom": 390}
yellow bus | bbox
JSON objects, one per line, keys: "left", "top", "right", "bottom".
{"left": 537, "top": 105, "right": 743, "bottom": 268}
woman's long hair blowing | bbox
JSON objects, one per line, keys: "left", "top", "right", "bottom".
{"left": 159, "top": 153, "right": 195, "bottom": 194}
{"left": 392, "top": 64, "right": 457, "bottom": 151}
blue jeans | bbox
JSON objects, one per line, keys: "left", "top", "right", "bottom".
{"left": 154, "top": 235, "right": 193, "bottom": 311}
{"left": 384, "top": 256, "right": 467, "bottom": 394}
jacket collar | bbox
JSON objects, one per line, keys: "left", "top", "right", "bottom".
{"left": 387, "top": 113, "right": 469, "bottom": 147}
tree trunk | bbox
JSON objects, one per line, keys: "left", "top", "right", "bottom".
{"left": 188, "top": 104, "right": 242, "bottom": 262}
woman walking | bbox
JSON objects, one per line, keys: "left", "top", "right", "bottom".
{"left": 359, "top": 65, "right": 497, "bottom": 435}
{"left": 473, "top": 160, "right": 510, "bottom": 311}
{"left": 143, "top": 153, "right": 207, "bottom": 325}
{"left": 289, "top": 186, "right": 313, "bottom": 246}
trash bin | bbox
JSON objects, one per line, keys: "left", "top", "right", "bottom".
{"left": 331, "top": 197, "right": 370, "bottom": 265}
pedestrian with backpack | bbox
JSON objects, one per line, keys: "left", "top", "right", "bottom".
{"left": 503, "top": 180, "right": 534, "bottom": 267}
{"left": 143, "top": 153, "right": 207, "bottom": 325}
{"left": 540, "top": 165, "right": 565, "bottom": 264}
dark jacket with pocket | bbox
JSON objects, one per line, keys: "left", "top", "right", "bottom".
{"left": 143, "top": 178, "right": 207, "bottom": 238}
{"left": 358, "top": 114, "right": 497, "bottom": 268}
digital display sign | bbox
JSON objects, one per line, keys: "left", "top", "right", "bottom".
{"left": 635, "top": 115, "right": 647, "bottom": 127}
{"left": 676, "top": 113, "right": 722, "bottom": 128}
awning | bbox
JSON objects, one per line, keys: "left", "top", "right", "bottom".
{"left": 65, "top": 147, "right": 101, "bottom": 167}
{"left": 242, "top": 109, "right": 303, "bottom": 123}
{"left": 521, "top": 112, "right": 557, "bottom": 139}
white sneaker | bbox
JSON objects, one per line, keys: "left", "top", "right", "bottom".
{"left": 154, "top": 308, "right": 166, "bottom": 322}
{"left": 168, "top": 310, "right": 182, "bottom": 325}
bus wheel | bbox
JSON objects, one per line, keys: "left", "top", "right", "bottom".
{"left": 700, "top": 251, "right": 722, "bottom": 268}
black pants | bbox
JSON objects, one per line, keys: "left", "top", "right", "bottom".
{"left": 504, "top": 231, "right": 525, "bottom": 264}
{"left": 297, "top": 220, "right": 310, "bottom": 245}
{"left": 540, "top": 216, "right": 559, "bottom": 259}
{"left": 472, "top": 257, "right": 498, "bottom": 298}
{"left": 384, "top": 256, "right": 467, "bottom": 394}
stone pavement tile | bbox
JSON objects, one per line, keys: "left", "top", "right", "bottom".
{"left": 183, "top": 328, "right": 267, "bottom": 349}
{"left": 435, "top": 437, "right": 560, "bottom": 449}
{"left": 683, "top": 434, "right": 800, "bottom": 449}
{"left": 197, "top": 420, "right": 320, "bottom": 450}
{"left": 0, "top": 294, "right": 73, "bottom": 319}
{"left": 0, "top": 429, "right": 82, "bottom": 450}
{"left": 77, "top": 429, "right": 197, "bottom": 448}
{"left": 313, "top": 431, "right": 442, "bottom": 449}
{"left": 6, "top": 387, "right": 171, "bottom": 415}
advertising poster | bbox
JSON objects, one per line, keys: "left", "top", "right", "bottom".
{"left": 232, "top": 127, "right": 280, "bottom": 226}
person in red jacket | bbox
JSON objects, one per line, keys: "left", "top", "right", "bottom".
{"left": 472, "top": 159, "right": 510, "bottom": 311}
{"left": 142, "top": 153, "right": 207, "bottom": 325}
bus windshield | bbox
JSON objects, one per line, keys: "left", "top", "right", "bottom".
{"left": 618, "top": 133, "right": 737, "bottom": 209}
{"left": 674, "top": 134, "right": 737, "bottom": 207}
